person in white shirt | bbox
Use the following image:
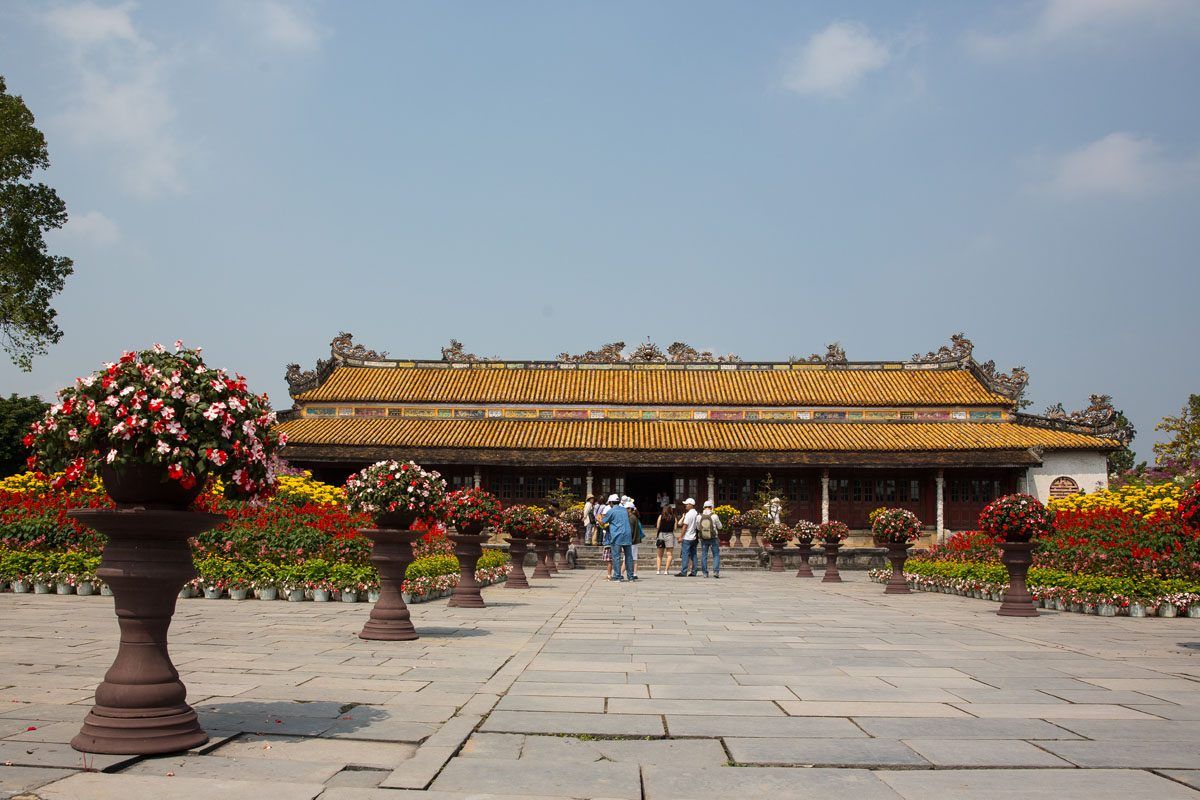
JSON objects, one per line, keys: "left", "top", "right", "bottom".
{"left": 675, "top": 498, "right": 699, "bottom": 577}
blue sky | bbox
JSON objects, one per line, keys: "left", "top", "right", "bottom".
{"left": 1, "top": 0, "right": 1197, "bottom": 461}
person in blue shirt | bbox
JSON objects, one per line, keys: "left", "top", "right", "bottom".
{"left": 606, "top": 495, "right": 634, "bottom": 582}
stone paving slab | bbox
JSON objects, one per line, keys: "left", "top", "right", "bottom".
{"left": 642, "top": 764, "right": 903, "bottom": 800}
{"left": 0, "top": 765, "right": 74, "bottom": 796}
{"left": 431, "top": 756, "right": 642, "bottom": 799}
{"left": 519, "top": 735, "right": 727, "bottom": 765}
{"left": 1039, "top": 739, "right": 1200, "bottom": 768}
{"left": 901, "top": 738, "right": 1073, "bottom": 767}
{"left": 725, "top": 736, "right": 929, "bottom": 767}
{"left": 210, "top": 732, "right": 417, "bottom": 769}
{"left": 876, "top": 768, "right": 1200, "bottom": 800}
{"left": 35, "top": 771, "right": 326, "bottom": 799}
{"left": 480, "top": 709, "right": 665, "bottom": 736}
{"left": 853, "top": 717, "right": 1081, "bottom": 740}
{"left": 123, "top": 752, "right": 344, "bottom": 782}
{"left": 664, "top": 714, "right": 866, "bottom": 738}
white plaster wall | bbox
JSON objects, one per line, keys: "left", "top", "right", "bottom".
{"left": 1026, "top": 451, "right": 1109, "bottom": 501}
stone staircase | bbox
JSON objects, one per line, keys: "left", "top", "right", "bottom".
{"left": 483, "top": 542, "right": 892, "bottom": 572}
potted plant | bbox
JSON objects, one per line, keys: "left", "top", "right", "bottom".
{"left": 252, "top": 563, "right": 278, "bottom": 601}
{"left": 277, "top": 562, "right": 307, "bottom": 602}
{"left": 27, "top": 342, "right": 282, "bottom": 756}
{"left": 306, "top": 559, "right": 333, "bottom": 601}
{"left": 793, "top": 520, "right": 819, "bottom": 578}
{"left": 869, "top": 507, "right": 923, "bottom": 595}
{"left": 497, "top": 505, "right": 544, "bottom": 588}
{"left": 713, "top": 505, "right": 739, "bottom": 546}
{"left": 55, "top": 550, "right": 91, "bottom": 595}
{"left": 196, "top": 556, "right": 227, "bottom": 599}
{"left": 346, "top": 460, "right": 446, "bottom": 641}
{"left": 817, "top": 521, "right": 849, "bottom": 583}
{"left": 227, "top": 562, "right": 251, "bottom": 600}
{"left": 978, "top": 493, "right": 1054, "bottom": 618}
{"left": 761, "top": 522, "right": 793, "bottom": 572}
{"left": 329, "top": 563, "right": 360, "bottom": 602}
{"left": 560, "top": 502, "right": 586, "bottom": 545}
{"left": 32, "top": 551, "right": 57, "bottom": 594}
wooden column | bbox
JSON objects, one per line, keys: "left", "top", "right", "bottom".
{"left": 820, "top": 469, "right": 830, "bottom": 523}
{"left": 706, "top": 470, "right": 715, "bottom": 506}
{"left": 585, "top": 468, "right": 593, "bottom": 498}
{"left": 936, "top": 469, "right": 945, "bottom": 544}
{"left": 473, "top": 467, "right": 482, "bottom": 489}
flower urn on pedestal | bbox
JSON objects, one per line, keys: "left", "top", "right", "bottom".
{"left": 441, "top": 489, "right": 502, "bottom": 608}
{"left": 979, "top": 494, "right": 1053, "bottom": 618}
{"left": 870, "top": 508, "right": 923, "bottom": 595}
{"left": 24, "top": 343, "right": 284, "bottom": 756}
{"left": 448, "top": 522, "right": 491, "bottom": 609}
{"left": 762, "top": 523, "right": 792, "bottom": 572}
{"left": 346, "top": 460, "right": 449, "bottom": 641}
{"left": 793, "top": 521, "right": 818, "bottom": 578}
{"left": 817, "top": 521, "right": 849, "bottom": 583}
{"left": 499, "top": 505, "right": 545, "bottom": 588}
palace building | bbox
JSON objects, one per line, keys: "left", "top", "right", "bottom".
{"left": 276, "top": 334, "right": 1122, "bottom": 538}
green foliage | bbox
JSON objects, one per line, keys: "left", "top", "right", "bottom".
{"left": 903, "top": 558, "right": 1200, "bottom": 604}
{"left": 1155, "top": 394, "right": 1200, "bottom": 467}
{"left": 1106, "top": 408, "right": 1139, "bottom": 475}
{"left": 0, "top": 76, "right": 74, "bottom": 370}
{"left": 406, "top": 554, "right": 457, "bottom": 580}
{"left": 0, "top": 393, "right": 47, "bottom": 476}
{"left": 478, "top": 549, "right": 509, "bottom": 570}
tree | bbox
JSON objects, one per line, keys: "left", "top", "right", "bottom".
{"left": 1106, "top": 408, "right": 1140, "bottom": 476}
{"left": 0, "top": 393, "right": 48, "bottom": 477}
{"left": 1, "top": 76, "right": 73, "bottom": 370}
{"left": 1154, "top": 394, "right": 1200, "bottom": 468}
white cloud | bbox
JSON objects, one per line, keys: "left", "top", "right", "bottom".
{"left": 244, "top": 0, "right": 323, "bottom": 51}
{"left": 43, "top": 2, "right": 184, "bottom": 198}
{"left": 1041, "top": 132, "right": 1200, "bottom": 197}
{"left": 43, "top": 0, "right": 139, "bottom": 45}
{"left": 784, "top": 21, "right": 891, "bottom": 98}
{"left": 60, "top": 210, "right": 121, "bottom": 247}
{"left": 968, "top": 0, "right": 1199, "bottom": 57}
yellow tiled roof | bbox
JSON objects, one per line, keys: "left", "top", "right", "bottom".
{"left": 277, "top": 418, "right": 1114, "bottom": 452}
{"left": 298, "top": 366, "right": 1010, "bottom": 407}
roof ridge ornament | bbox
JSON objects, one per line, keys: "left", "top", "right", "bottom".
{"left": 796, "top": 342, "right": 848, "bottom": 365}
{"left": 973, "top": 360, "right": 1029, "bottom": 401}
{"left": 1025, "top": 394, "right": 1131, "bottom": 444}
{"left": 330, "top": 332, "right": 388, "bottom": 362}
{"left": 911, "top": 332, "right": 974, "bottom": 365}
{"left": 555, "top": 340, "right": 743, "bottom": 364}
{"left": 441, "top": 339, "right": 482, "bottom": 362}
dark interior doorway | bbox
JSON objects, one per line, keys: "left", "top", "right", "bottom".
{"left": 624, "top": 471, "right": 674, "bottom": 523}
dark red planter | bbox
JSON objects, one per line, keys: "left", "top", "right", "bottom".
{"left": 99, "top": 464, "right": 203, "bottom": 510}
{"left": 545, "top": 538, "right": 559, "bottom": 574}
{"left": 768, "top": 541, "right": 787, "bottom": 572}
{"left": 795, "top": 542, "right": 815, "bottom": 577}
{"left": 821, "top": 541, "right": 843, "bottom": 583}
{"left": 447, "top": 533, "right": 490, "bottom": 608}
{"left": 732, "top": 529, "right": 744, "bottom": 547}
{"left": 998, "top": 540, "right": 1039, "bottom": 617}
{"left": 359, "top": 528, "right": 422, "bottom": 641}
{"left": 717, "top": 530, "right": 732, "bottom": 547}
{"left": 504, "top": 537, "right": 530, "bottom": 589}
{"left": 748, "top": 527, "right": 761, "bottom": 548}
{"left": 883, "top": 541, "right": 912, "bottom": 594}
{"left": 68, "top": 509, "right": 220, "bottom": 755}
{"left": 555, "top": 539, "right": 571, "bottom": 571}
{"left": 531, "top": 538, "right": 554, "bottom": 580}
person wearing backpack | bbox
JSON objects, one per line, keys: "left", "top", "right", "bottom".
{"left": 675, "top": 498, "right": 699, "bottom": 577}
{"left": 698, "top": 499, "right": 723, "bottom": 578}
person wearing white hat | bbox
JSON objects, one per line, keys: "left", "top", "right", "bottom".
{"left": 676, "top": 498, "right": 700, "bottom": 577}
{"left": 598, "top": 494, "right": 620, "bottom": 578}
{"left": 698, "top": 499, "right": 723, "bottom": 578}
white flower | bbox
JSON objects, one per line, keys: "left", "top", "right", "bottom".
{"left": 156, "top": 441, "right": 171, "bottom": 454}
{"left": 186, "top": 394, "right": 201, "bottom": 406}
{"left": 106, "top": 449, "right": 118, "bottom": 463}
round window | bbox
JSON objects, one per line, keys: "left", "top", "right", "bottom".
{"left": 1048, "top": 476, "right": 1080, "bottom": 499}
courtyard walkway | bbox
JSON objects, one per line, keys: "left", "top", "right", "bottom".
{"left": 2, "top": 570, "right": 1199, "bottom": 799}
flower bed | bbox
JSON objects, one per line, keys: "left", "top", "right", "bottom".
{"left": 868, "top": 562, "right": 1200, "bottom": 617}
{"left": 0, "top": 548, "right": 510, "bottom": 602}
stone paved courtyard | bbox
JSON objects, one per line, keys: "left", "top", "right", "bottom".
{"left": 2, "top": 570, "right": 1199, "bottom": 799}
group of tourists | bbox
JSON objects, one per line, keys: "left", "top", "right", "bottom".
{"left": 582, "top": 494, "right": 723, "bottom": 581}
